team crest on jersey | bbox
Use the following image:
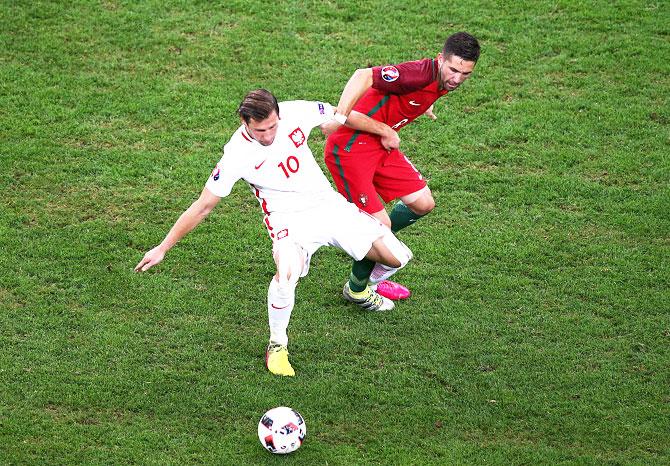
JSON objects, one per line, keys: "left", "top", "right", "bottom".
{"left": 211, "top": 164, "right": 221, "bottom": 181}
{"left": 358, "top": 193, "right": 368, "bottom": 207}
{"left": 289, "top": 128, "right": 305, "bottom": 148}
{"left": 381, "top": 65, "right": 399, "bottom": 82}
{"left": 318, "top": 102, "right": 325, "bottom": 114}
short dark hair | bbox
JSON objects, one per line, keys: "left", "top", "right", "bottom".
{"left": 237, "top": 89, "right": 279, "bottom": 123}
{"left": 442, "top": 32, "right": 480, "bottom": 62}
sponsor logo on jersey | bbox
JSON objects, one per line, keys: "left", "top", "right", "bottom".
{"left": 381, "top": 65, "right": 399, "bottom": 82}
{"left": 211, "top": 164, "right": 220, "bottom": 181}
{"left": 318, "top": 102, "right": 325, "bottom": 114}
{"left": 289, "top": 128, "right": 305, "bottom": 147}
{"left": 358, "top": 193, "right": 368, "bottom": 207}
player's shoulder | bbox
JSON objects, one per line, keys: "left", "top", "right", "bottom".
{"left": 392, "top": 57, "right": 433, "bottom": 69}
{"left": 279, "top": 100, "right": 330, "bottom": 117}
{"left": 223, "top": 126, "right": 254, "bottom": 154}
{"left": 394, "top": 58, "right": 435, "bottom": 81}
{"left": 372, "top": 58, "right": 436, "bottom": 92}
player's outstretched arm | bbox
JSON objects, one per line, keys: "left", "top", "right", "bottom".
{"left": 328, "top": 68, "right": 400, "bottom": 150}
{"left": 134, "top": 187, "right": 221, "bottom": 272}
{"left": 319, "top": 110, "right": 399, "bottom": 151}
{"left": 335, "top": 67, "right": 373, "bottom": 118}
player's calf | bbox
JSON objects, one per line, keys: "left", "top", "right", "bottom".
{"left": 371, "top": 229, "right": 413, "bottom": 272}
{"left": 367, "top": 230, "right": 413, "bottom": 300}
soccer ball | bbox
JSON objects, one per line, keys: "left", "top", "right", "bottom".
{"left": 257, "top": 406, "right": 306, "bottom": 454}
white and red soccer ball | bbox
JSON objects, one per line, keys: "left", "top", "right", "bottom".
{"left": 258, "top": 406, "right": 306, "bottom": 454}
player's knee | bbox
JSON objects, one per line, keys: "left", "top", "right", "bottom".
{"left": 369, "top": 209, "right": 391, "bottom": 229}
{"left": 409, "top": 191, "right": 435, "bottom": 216}
{"left": 274, "top": 270, "right": 299, "bottom": 293}
{"left": 381, "top": 230, "right": 412, "bottom": 269}
{"left": 273, "top": 241, "right": 304, "bottom": 288}
{"left": 272, "top": 275, "right": 297, "bottom": 299}
{"left": 379, "top": 216, "right": 392, "bottom": 229}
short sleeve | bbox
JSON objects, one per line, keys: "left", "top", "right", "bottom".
{"left": 204, "top": 146, "right": 243, "bottom": 198}
{"left": 371, "top": 59, "right": 436, "bottom": 94}
{"left": 279, "top": 100, "right": 335, "bottom": 133}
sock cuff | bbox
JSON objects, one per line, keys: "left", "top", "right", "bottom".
{"left": 393, "top": 200, "right": 423, "bottom": 218}
{"left": 390, "top": 201, "right": 424, "bottom": 233}
{"left": 348, "top": 272, "right": 368, "bottom": 292}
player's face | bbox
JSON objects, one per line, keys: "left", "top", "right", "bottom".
{"left": 244, "top": 111, "right": 280, "bottom": 146}
{"left": 437, "top": 53, "right": 476, "bottom": 91}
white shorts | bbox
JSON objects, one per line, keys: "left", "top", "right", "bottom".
{"left": 264, "top": 193, "right": 387, "bottom": 276}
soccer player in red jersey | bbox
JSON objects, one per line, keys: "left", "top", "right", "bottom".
{"left": 324, "top": 32, "right": 480, "bottom": 300}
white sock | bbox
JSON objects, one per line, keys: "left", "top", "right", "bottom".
{"left": 368, "top": 262, "right": 399, "bottom": 285}
{"left": 267, "top": 278, "right": 295, "bottom": 346}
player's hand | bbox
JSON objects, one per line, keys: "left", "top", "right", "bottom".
{"left": 134, "top": 246, "right": 165, "bottom": 272}
{"left": 424, "top": 104, "right": 437, "bottom": 120}
{"left": 381, "top": 127, "right": 400, "bottom": 151}
{"left": 320, "top": 120, "right": 341, "bottom": 137}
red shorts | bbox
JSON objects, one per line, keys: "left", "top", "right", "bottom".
{"left": 324, "top": 140, "right": 427, "bottom": 214}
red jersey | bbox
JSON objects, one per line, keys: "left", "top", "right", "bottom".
{"left": 328, "top": 58, "right": 448, "bottom": 151}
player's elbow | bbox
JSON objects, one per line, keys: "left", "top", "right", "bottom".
{"left": 190, "top": 198, "right": 218, "bottom": 219}
{"left": 194, "top": 188, "right": 221, "bottom": 217}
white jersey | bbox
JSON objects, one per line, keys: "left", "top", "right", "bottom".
{"left": 205, "top": 100, "right": 339, "bottom": 214}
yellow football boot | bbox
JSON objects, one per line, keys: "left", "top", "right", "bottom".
{"left": 266, "top": 343, "right": 295, "bottom": 377}
{"left": 343, "top": 283, "right": 395, "bottom": 311}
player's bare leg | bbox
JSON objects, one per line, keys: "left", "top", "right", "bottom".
{"left": 370, "top": 208, "right": 392, "bottom": 228}
{"left": 400, "top": 186, "right": 435, "bottom": 217}
{"left": 349, "top": 208, "right": 408, "bottom": 300}
{"left": 366, "top": 186, "right": 434, "bottom": 299}
{"left": 343, "top": 229, "right": 412, "bottom": 310}
{"left": 344, "top": 234, "right": 393, "bottom": 310}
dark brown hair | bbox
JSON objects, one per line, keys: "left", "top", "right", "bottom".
{"left": 237, "top": 89, "right": 280, "bottom": 123}
{"left": 442, "top": 32, "right": 480, "bottom": 62}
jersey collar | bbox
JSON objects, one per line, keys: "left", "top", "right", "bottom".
{"left": 241, "top": 127, "right": 254, "bottom": 143}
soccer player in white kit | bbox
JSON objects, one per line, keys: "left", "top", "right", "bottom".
{"left": 135, "top": 89, "right": 412, "bottom": 376}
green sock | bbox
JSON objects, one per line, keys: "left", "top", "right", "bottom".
{"left": 349, "top": 258, "right": 375, "bottom": 292}
{"left": 389, "top": 200, "right": 424, "bottom": 233}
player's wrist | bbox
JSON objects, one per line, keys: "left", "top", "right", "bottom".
{"left": 381, "top": 124, "right": 395, "bottom": 137}
{"left": 334, "top": 112, "right": 347, "bottom": 125}
{"left": 157, "top": 242, "right": 172, "bottom": 254}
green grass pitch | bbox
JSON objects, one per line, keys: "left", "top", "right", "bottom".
{"left": 1, "top": 1, "right": 668, "bottom": 464}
